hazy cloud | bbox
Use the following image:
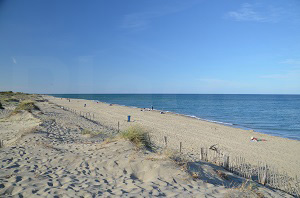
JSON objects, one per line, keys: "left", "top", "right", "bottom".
{"left": 280, "top": 59, "right": 300, "bottom": 65}
{"left": 121, "top": 1, "right": 199, "bottom": 30}
{"left": 12, "top": 57, "right": 17, "bottom": 64}
{"left": 260, "top": 70, "right": 300, "bottom": 79}
{"left": 226, "top": 3, "right": 281, "bottom": 23}
{"left": 121, "top": 11, "right": 160, "bottom": 30}
{"left": 197, "top": 78, "right": 250, "bottom": 88}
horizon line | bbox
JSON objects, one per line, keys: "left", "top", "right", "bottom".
{"left": 41, "top": 93, "right": 300, "bottom": 95}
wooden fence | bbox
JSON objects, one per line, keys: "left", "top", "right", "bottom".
{"left": 163, "top": 137, "right": 300, "bottom": 197}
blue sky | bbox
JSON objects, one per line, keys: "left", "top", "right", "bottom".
{"left": 0, "top": 0, "right": 300, "bottom": 94}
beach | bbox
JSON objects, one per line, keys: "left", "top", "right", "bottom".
{"left": 45, "top": 96, "right": 300, "bottom": 178}
{"left": 0, "top": 93, "right": 297, "bottom": 197}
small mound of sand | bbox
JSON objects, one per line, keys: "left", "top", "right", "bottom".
{"left": 14, "top": 100, "right": 40, "bottom": 112}
{"left": 0, "top": 111, "right": 41, "bottom": 147}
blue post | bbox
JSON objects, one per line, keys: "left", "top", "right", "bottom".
{"left": 127, "top": 115, "right": 131, "bottom": 122}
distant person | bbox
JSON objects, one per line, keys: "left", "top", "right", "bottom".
{"left": 84, "top": 104, "right": 86, "bottom": 107}
{"left": 151, "top": 105, "right": 154, "bottom": 110}
{"left": 69, "top": 99, "right": 70, "bottom": 102}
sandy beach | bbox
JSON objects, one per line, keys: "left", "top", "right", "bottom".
{"left": 0, "top": 94, "right": 297, "bottom": 197}
{"left": 45, "top": 96, "right": 300, "bottom": 178}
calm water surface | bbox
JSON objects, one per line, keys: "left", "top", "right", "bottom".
{"left": 50, "top": 94, "right": 300, "bottom": 141}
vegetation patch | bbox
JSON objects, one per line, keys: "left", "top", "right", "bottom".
{"left": 224, "top": 180, "right": 262, "bottom": 198}
{"left": 13, "top": 100, "right": 40, "bottom": 113}
{"left": 121, "top": 125, "right": 152, "bottom": 149}
{"left": 4, "top": 98, "right": 19, "bottom": 103}
{"left": 0, "top": 92, "right": 39, "bottom": 107}
{"left": 0, "top": 101, "right": 3, "bottom": 109}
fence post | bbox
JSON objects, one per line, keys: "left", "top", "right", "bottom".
{"left": 118, "top": 121, "right": 120, "bottom": 133}
{"left": 179, "top": 142, "right": 182, "bottom": 153}
{"left": 164, "top": 136, "right": 167, "bottom": 147}
{"left": 200, "top": 147, "right": 203, "bottom": 161}
{"left": 224, "top": 155, "right": 229, "bottom": 170}
{"left": 147, "top": 133, "right": 151, "bottom": 145}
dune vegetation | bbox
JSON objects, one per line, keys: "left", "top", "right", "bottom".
{"left": 121, "top": 125, "right": 152, "bottom": 149}
{"left": 13, "top": 100, "right": 40, "bottom": 113}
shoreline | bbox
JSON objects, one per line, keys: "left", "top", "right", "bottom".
{"left": 49, "top": 94, "right": 299, "bottom": 141}
{"left": 45, "top": 95, "right": 300, "bottom": 178}
{"left": 0, "top": 93, "right": 298, "bottom": 197}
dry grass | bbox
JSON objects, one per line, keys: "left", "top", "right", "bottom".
{"left": 13, "top": 100, "right": 40, "bottom": 114}
{"left": 120, "top": 125, "right": 152, "bottom": 149}
{"left": 81, "top": 129, "right": 104, "bottom": 137}
{"left": 224, "top": 180, "right": 263, "bottom": 198}
{"left": 101, "top": 136, "right": 121, "bottom": 146}
{"left": 0, "top": 92, "right": 38, "bottom": 107}
{"left": 216, "top": 169, "right": 229, "bottom": 180}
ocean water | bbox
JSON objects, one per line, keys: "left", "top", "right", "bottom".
{"left": 50, "top": 94, "right": 300, "bottom": 141}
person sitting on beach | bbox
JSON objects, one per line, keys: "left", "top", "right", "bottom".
{"left": 251, "top": 136, "right": 266, "bottom": 142}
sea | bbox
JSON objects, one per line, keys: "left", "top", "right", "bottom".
{"left": 50, "top": 94, "right": 300, "bottom": 141}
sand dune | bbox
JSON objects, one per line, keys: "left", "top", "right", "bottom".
{"left": 0, "top": 111, "right": 40, "bottom": 147}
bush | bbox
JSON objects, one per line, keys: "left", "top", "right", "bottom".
{"left": 0, "top": 101, "right": 3, "bottom": 109}
{"left": 0, "top": 91, "right": 13, "bottom": 94}
{"left": 121, "top": 125, "right": 152, "bottom": 149}
{"left": 14, "top": 100, "right": 40, "bottom": 112}
{"left": 4, "top": 98, "right": 19, "bottom": 103}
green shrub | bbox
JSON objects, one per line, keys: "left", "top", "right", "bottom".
{"left": 14, "top": 100, "right": 40, "bottom": 112}
{"left": 4, "top": 98, "right": 19, "bottom": 103}
{"left": 121, "top": 125, "right": 152, "bottom": 149}
{"left": 0, "top": 101, "right": 3, "bottom": 109}
{"left": 0, "top": 91, "right": 13, "bottom": 94}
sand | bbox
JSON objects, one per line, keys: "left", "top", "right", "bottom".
{"left": 45, "top": 96, "right": 300, "bottom": 178}
{"left": 0, "top": 97, "right": 296, "bottom": 197}
{"left": 0, "top": 111, "right": 41, "bottom": 147}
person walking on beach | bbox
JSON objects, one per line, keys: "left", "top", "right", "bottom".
{"left": 151, "top": 105, "right": 154, "bottom": 110}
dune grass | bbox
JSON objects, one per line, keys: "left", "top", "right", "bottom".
{"left": 13, "top": 100, "right": 40, "bottom": 113}
{"left": 81, "top": 128, "right": 104, "bottom": 137}
{"left": 224, "top": 180, "right": 263, "bottom": 198}
{"left": 121, "top": 125, "right": 152, "bottom": 149}
{"left": 0, "top": 91, "right": 38, "bottom": 106}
